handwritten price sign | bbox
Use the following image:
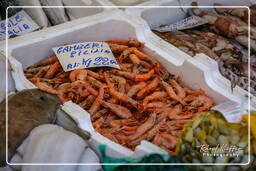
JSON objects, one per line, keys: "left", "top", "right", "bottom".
{"left": 53, "top": 42, "right": 120, "bottom": 71}
{"left": 0, "top": 10, "right": 40, "bottom": 40}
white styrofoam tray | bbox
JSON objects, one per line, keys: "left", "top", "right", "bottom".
{"left": 3, "top": 8, "right": 251, "bottom": 159}
{"left": 124, "top": 0, "right": 255, "bottom": 108}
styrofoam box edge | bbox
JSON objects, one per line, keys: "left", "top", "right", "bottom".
{"left": 124, "top": 0, "right": 255, "bottom": 108}
{"left": 5, "top": 9, "right": 252, "bottom": 158}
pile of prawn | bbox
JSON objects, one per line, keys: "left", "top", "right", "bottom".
{"left": 24, "top": 39, "right": 215, "bottom": 154}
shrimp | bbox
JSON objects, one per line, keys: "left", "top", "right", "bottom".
{"left": 44, "top": 61, "right": 62, "bottom": 79}
{"left": 168, "top": 104, "right": 192, "bottom": 120}
{"left": 169, "top": 79, "right": 186, "bottom": 98}
{"left": 129, "top": 119, "right": 166, "bottom": 147}
{"left": 110, "top": 119, "right": 138, "bottom": 128}
{"left": 24, "top": 65, "right": 50, "bottom": 74}
{"left": 25, "top": 73, "right": 33, "bottom": 78}
{"left": 69, "top": 69, "right": 87, "bottom": 82}
{"left": 88, "top": 86, "right": 106, "bottom": 115}
{"left": 106, "top": 40, "right": 130, "bottom": 46}
{"left": 111, "top": 69, "right": 154, "bottom": 82}
{"left": 140, "top": 60, "right": 152, "bottom": 69}
{"left": 183, "top": 87, "right": 205, "bottom": 95}
{"left": 79, "top": 95, "right": 95, "bottom": 110}
{"left": 81, "top": 81, "right": 98, "bottom": 96}
{"left": 102, "top": 102, "right": 132, "bottom": 119}
{"left": 34, "top": 80, "right": 58, "bottom": 95}
{"left": 91, "top": 108, "right": 108, "bottom": 122}
{"left": 134, "top": 69, "right": 155, "bottom": 82}
{"left": 27, "top": 55, "right": 58, "bottom": 68}
{"left": 190, "top": 95, "right": 214, "bottom": 112}
{"left": 136, "top": 77, "right": 159, "bottom": 99}
{"left": 87, "top": 70, "right": 102, "bottom": 80}
{"left": 120, "top": 63, "right": 132, "bottom": 72}
{"left": 146, "top": 102, "right": 170, "bottom": 109}
{"left": 34, "top": 66, "right": 50, "bottom": 78}
{"left": 128, "top": 39, "right": 145, "bottom": 48}
{"left": 56, "top": 72, "right": 70, "bottom": 79}
{"left": 161, "top": 80, "right": 187, "bottom": 105}
{"left": 57, "top": 83, "right": 72, "bottom": 103}
{"left": 126, "top": 112, "right": 157, "bottom": 141}
{"left": 86, "top": 76, "right": 104, "bottom": 88}
{"left": 106, "top": 39, "right": 144, "bottom": 48}
{"left": 110, "top": 74, "right": 126, "bottom": 93}
{"left": 160, "top": 133, "right": 177, "bottom": 149}
{"left": 108, "top": 44, "right": 129, "bottom": 53}
{"left": 132, "top": 49, "right": 148, "bottom": 60}
{"left": 104, "top": 72, "right": 138, "bottom": 108}
{"left": 127, "top": 82, "right": 147, "bottom": 97}
{"left": 160, "top": 120, "right": 188, "bottom": 132}
{"left": 119, "top": 48, "right": 134, "bottom": 61}
{"left": 142, "top": 91, "right": 168, "bottom": 107}
{"left": 93, "top": 117, "right": 104, "bottom": 131}
{"left": 129, "top": 54, "right": 140, "bottom": 65}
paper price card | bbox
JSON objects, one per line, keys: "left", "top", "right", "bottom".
{"left": 53, "top": 42, "right": 120, "bottom": 72}
{"left": 153, "top": 16, "right": 208, "bottom": 32}
{"left": 0, "top": 10, "right": 40, "bottom": 40}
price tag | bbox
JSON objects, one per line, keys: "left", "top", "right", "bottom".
{"left": 52, "top": 41, "right": 120, "bottom": 72}
{"left": 0, "top": 10, "right": 40, "bottom": 40}
{"left": 153, "top": 16, "right": 208, "bottom": 32}
{"left": 212, "top": 101, "right": 243, "bottom": 123}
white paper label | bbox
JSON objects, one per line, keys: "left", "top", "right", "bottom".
{"left": 53, "top": 42, "right": 120, "bottom": 72}
{"left": 212, "top": 101, "right": 243, "bottom": 123}
{"left": 153, "top": 16, "right": 208, "bottom": 32}
{"left": 0, "top": 10, "right": 40, "bottom": 40}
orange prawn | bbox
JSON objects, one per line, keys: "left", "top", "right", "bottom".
{"left": 108, "top": 44, "right": 129, "bottom": 53}
{"left": 127, "top": 82, "right": 147, "bottom": 97}
{"left": 69, "top": 69, "right": 87, "bottom": 82}
{"left": 183, "top": 87, "right": 205, "bottom": 95}
{"left": 28, "top": 55, "right": 58, "bottom": 68}
{"left": 170, "top": 79, "right": 185, "bottom": 98}
{"left": 137, "top": 77, "right": 159, "bottom": 99}
{"left": 126, "top": 112, "right": 157, "bottom": 141}
{"left": 161, "top": 80, "right": 187, "bottom": 105}
{"left": 111, "top": 69, "right": 154, "bottom": 82}
{"left": 129, "top": 54, "right": 140, "bottom": 65}
{"left": 142, "top": 91, "right": 168, "bottom": 107}
{"left": 102, "top": 102, "right": 132, "bottom": 119}
{"left": 104, "top": 72, "right": 138, "bottom": 108}
{"left": 44, "top": 61, "right": 62, "bottom": 79}
{"left": 88, "top": 86, "right": 106, "bottom": 115}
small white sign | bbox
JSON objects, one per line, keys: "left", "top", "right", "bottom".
{"left": 0, "top": 10, "right": 40, "bottom": 40}
{"left": 52, "top": 41, "right": 120, "bottom": 72}
{"left": 212, "top": 101, "right": 243, "bottom": 123}
{"left": 153, "top": 16, "right": 208, "bottom": 32}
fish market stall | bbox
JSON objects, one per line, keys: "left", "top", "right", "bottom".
{"left": 0, "top": 1, "right": 255, "bottom": 171}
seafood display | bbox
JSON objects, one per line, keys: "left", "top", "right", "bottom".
{"left": 23, "top": 39, "right": 215, "bottom": 154}
{"left": 177, "top": 111, "right": 254, "bottom": 170}
{"left": 153, "top": 3, "right": 256, "bottom": 96}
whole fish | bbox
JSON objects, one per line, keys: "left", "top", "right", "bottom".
{"left": 0, "top": 89, "right": 61, "bottom": 166}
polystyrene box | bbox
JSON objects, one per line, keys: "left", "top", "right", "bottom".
{"left": 3, "top": 9, "right": 251, "bottom": 158}
{"left": 125, "top": 0, "right": 255, "bottom": 108}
